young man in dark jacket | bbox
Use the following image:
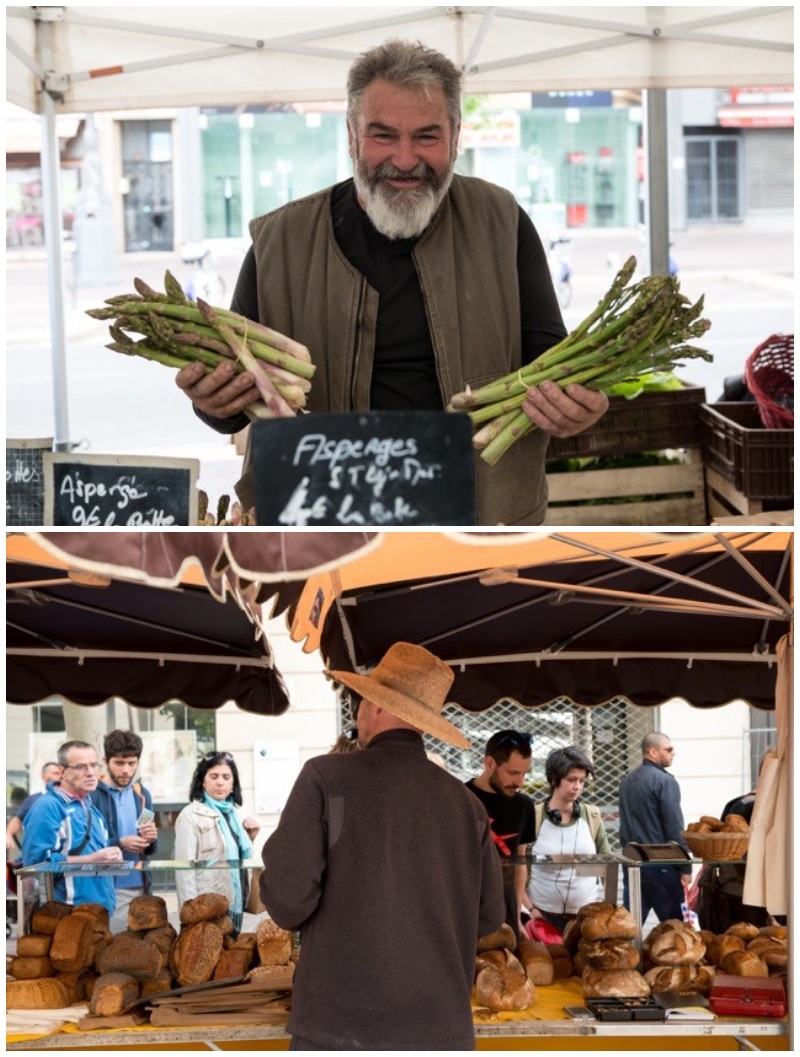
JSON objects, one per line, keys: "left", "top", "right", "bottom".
{"left": 92, "top": 730, "right": 158, "bottom": 932}
{"left": 261, "top": 642, "right": 505, "bottom": 1050}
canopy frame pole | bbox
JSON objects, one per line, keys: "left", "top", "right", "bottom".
{"left": 442, "top": 649, "right": 779, "bottom": 667}
{"left": 7, "top": 647, "right": 272, "bottom": 668}
{"left": 713, "top": 532, "right": 794, "bottom": 614}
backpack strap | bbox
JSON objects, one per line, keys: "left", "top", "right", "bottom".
{"left": 533, "top": 802, "right": 544, "bottom": 840}
{"left": 584, "top": 804, "right": 602, "bottom": 844}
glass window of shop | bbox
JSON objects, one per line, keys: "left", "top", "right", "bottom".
{"left": 120, "top": 119, "right": 175, "bottom": 252}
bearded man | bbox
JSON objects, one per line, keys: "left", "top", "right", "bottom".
{"left": 177, "top": 38, "right": 608, "bottom": 525}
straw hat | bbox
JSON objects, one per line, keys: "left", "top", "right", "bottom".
{"left": 326, "top": 642, "right": 470, "bottom": 749}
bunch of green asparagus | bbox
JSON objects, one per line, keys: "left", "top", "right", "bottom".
{"left": 86, "top": 272, "right": 315, "bottom": 419}
{"left": 448, "top": 256, "right": 712, "bottom": 466}
{"left": 198, "top": 491, "right": 256, "bottom": 526}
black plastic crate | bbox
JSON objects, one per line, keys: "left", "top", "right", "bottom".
{"left": 700, "top": 402, "right": 794, "bottom": 500}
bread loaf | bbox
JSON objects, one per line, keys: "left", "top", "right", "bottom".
{"left": 140, "top": 923, "right": 177, "bottom": 960}
{"left": 171, "top": 921, "right": 225, "bottom": 986}
{"left": 55, "top": 969, "right": 96, "bottom": 1003}
{"left": 213, "top": 946, "right": 257, "bottom": 980}
{"left": 139, "top": 969, "right": 174, "bottom": 999}
{"left": 127, "top": 895, "right": 168, "bottom": 931}
{"left": 759, "top": 924, "right": 788, "bottom": 942}
{"left": 89, "top": 972, "right": 140, "bottom": 1016}
{"left": 706, "top": 933, "right": 745, "bottom": 966}
{"left": 645, "top": 920, "right": 706, "bottom": 965}
{"left": 212, "top": 913, "right": 234, "bottom": 937}
{"left": 10, "top": 955, "right": 55, "bottom": 979}
{"left": 515, "top": 939, "right": 554, "bottom": 987}
{"left": 720, "top": 950, "right": 769, "bottom": 977}
{"left": 725, "top": 922, "right": 761, "bottom": 942}
{"left": 71, "top": 902, "right": 110, "bottom": 930}
{"left": 50, "top": 911, "right": 99, "bottom": 972}
{"left": 644, "top": 964, "right": 716, "bottom": 995}
{"left": 579, "top": 938, "right": 640, "bottom": 971}
{"left": 572, "top": 950, "right": 587, "bottom": 976}
{"left": 256, "top": 918, "right": 293, "bottom": 966}
{"left": 30, "top": 901, "right": 72, "bottom": 935}
{"left": 477, "top": 922, "right": 516, "bottom": 952}
{"left": 580, "top": 905, "right": 638, "bottom": 941}
{"left": 546, "top": 943, "right": 573, "bottom": 979}
{"left": 576, "top": 901, "right": 615, "bottom": 924}
{"left": 582, "top": 969, "right": 651, "bottom": 998}
{"left": 226, "top": 931, "right": 258, "bottom": 952}
{"left": 561, "top": 918, "right": 582, "bottom": 953}
{"left": 7, "top": 977, "right": 71, "bottom": 1010}
{"left": 475, "top": 964, "right": 536, "bottom": 1011}
{"left": 15, "top": 933, "right": 53, "bottom": 957}
{"left": 475, "top": 948, "right": 517, "bottom": 973}
{"left": 96, "top": 933, "right": 164, "bottom": 980}
{"left": 723, "top": 813, "right": 750, "bottom": 833}
{"left": 745, "top": 938, "right": 787, "bottom": 969}
{"left": 178, "top": 892, "right": 229, "bottom": 925}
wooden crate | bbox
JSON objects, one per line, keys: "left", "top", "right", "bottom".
{"left": 704, "top": 466, "right": 787, "bottom": 519}
{"left": 544, "top": 453, "right": 706, "bottom": 526}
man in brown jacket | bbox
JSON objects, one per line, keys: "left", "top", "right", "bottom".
{"left": 260, "top": 642, "right": 505, "bottom": 1050}
{"left": 177, "top": 38, "right": 607, "bottom": 525}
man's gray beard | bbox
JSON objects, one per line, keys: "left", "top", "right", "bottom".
{"left": 353, "top": 157, "right": 454, "bottom": 240}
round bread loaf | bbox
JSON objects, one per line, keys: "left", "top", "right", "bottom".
{"left": 582, "top": 968, "right": 650, "bottom": 998}
{"left": 97, "top": 932, "right": 164, "bottom": 981}
{"left": 759, "top": 924, "right": 788, "bottom": 942}
{"left": 475, "top": 964, "right": 536, "bottom": 1011}
{"left": 576, "top": 902, "right": 615, "bottom": 926}
{"left": 179, "top": 892, "right": 230, "bottom": 925}
{"left": 580, "top": 905, "right": 638, "bottom": 941}
{"left": 171, "top": 921, "right": 225, "bottom": 986}
{"left": 646, "top": 920, "right": 706, "bottom": 965}
{"left": 256, "top": 918, "right": 294, "bottom": 966}
{"left": 141, "top": 923, "right": 177, "bottom": 960}
{"left": 725, "top": 922, "right": 761, "bottom": 942}
{"left": 706, "top": 933, "right": 745, "bottom": 966}
{"left": 579, "top": 938, "right": 640, "bottom": 971}
{"left": 746, "top": 937, "right": 787, "bottom": 968}
{"left": 477, "top": 922, "right": 516, "bottom": 952}
{"left": 723, "top": 814, "right": 750, "bottom": 833}
{"left": 644, "top": 964, "right": 716, "bottom": 995}
{"left": 720, "top": 950, "right": 769, "bottom": 977}
{"left": 127, "top": 895, "right": 168, "bottom": 931}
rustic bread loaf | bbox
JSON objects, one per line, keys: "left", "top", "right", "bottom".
{"left": 582, "top": 968, "right": 651, "bottom": 998}
{"left": 55, "top": 969, "right": 96, "bottom": 1003}
{"left": 477, "top": 922, "right": 517, "bottom": 952}
{"left": 720, "top": 950, "right": 770, "bottom": 977}
{"left": 725, "top": 922, "right": 761, "bottom": 942}
{"left": 256, "top": 918, "right": 293, "bottom": 966}
{"left": 579, "top": 938, "right": 640, "bottom": 971}
{"left": 89, "top": 972, "right": 140, "bottom": 1016}
{"left": 70, "top": 902, "right": 110, "bottom": 930}
{"left": 561, "top": 918, "right": 582, "bottom": 952}
{"left": 30, "top": 901, "right": 72, "bottom": 935}
{"left": 213, "top": 946, "right": 257, "bottom": 980}
{"left": 97, "top": 932, "right": 164, "bottom": 980}
{"left": 723, "top": 813, "right": 750, "bottom": 833}
{"left": 50, "top": 911, "right": 99, "bottom": 972}
{"left": 475, "top": 964, "right": 536, "bottom": 1011}
{"left": 212, "top": 913, "right": 234, "bottom": 937}
{"left": 7, "top": 977, "right": 71, "bottom": 1010}
{"left": 178, "top": 892, "right": 230, "bottom": 925}
{"left": 171, "top": 921, "right": 225, "bottom": 986}
{"left": 226, "top": 931, "right": 258, "bottom": 952}
{"left": 15, "top": 933, "right": 53, "bottom": 957}
{"left": 139, "top": 969, "right": 174, "bottom": 999}
{"left": 10, "top": 955, "right": 55, "bottom": 979}
{"left": 546, "top": 943, "right": 573, "bottom": 979}
{"left": 706, "top": 933, "right": 745, "bottom": 966}
{"left": 572, "top": 950, "right": 587, "bottom": 976}
{"left": 140, "top": 923, "right": 177, "bottom": 960}
{"left": 515, "top": 939, "right": 554, "bottom": 987}
{"left": 127, "top": 895, "right": 168, "bottom": 931}
{"left": 644, "top": 964, "right": 716, "bottom": 995}
{"left": 645, "top": 920, "right": 706, "bottom": 965}
{"left": 580, "top": 905, "right": 638, "bottom": 941}
{"left": 759, "top": 924, "right": 788, "bottom": 942}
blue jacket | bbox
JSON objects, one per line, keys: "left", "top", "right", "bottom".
{"left": 21, "top": 782, "right": 116, "bottom": 913}
{"left": 92, "top": 780, "right": 157, "bottom": 893}
{"left": 618, "top": 760, "right": 691, "bottom": 874}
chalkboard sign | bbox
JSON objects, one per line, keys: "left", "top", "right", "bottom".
{"left": 6, "top": 438, "right": 53, "bottom": 526}
{"left": 252, "top": 411, "right": 476, "bottom": 526}
{"left": 43, "top": 453, "right": 199, "bottom": 526}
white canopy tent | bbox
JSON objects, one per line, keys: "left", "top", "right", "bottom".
{"left": 5, "top": 5, "right": 794, "bottom": 447}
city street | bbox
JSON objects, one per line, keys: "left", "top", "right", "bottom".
{"left": 6, "top": 219, "right": 794, "bottom": 513}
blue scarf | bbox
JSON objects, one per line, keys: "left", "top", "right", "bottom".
{"left": 202, "top": 792, "right": 252, "bottom": 916}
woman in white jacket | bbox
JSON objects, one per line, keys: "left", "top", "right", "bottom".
{"left": 174, "top": 751, "right": 260, "bottom": 932}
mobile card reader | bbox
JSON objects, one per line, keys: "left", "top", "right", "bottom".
{"left": 622, "top": 841, "right": 692, "bottom": 862}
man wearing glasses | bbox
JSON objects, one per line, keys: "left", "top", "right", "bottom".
{"left": 21, "top": 740, "right": 121, "bottom": 915}
{"left": 466, "top": 730, "right": 536, "bottom": 938}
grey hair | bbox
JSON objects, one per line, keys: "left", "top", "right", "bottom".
{"left": 347, "top": 38, "right": 463, "bottom": 132}
{"left": 57, "top": 740, "right": 95, "bottom": 766}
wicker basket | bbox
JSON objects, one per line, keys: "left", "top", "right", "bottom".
{"left": 745, "top": 333, "right": 794, "bottom": 428}
{"left": 681, "top": 830, "right": 749, "bottom": 861}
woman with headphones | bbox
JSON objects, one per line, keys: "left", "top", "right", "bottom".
{"left": 522, "top": 746, "right": 611, "bottom": 935}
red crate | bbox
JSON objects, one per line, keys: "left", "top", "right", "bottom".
{"left": 700, "top": 402, "right": 794, "bottom": 501}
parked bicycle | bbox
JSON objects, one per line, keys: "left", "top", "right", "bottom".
{"left": 546, "top": 235, "right": 572, "bottom": 309}
{"left": 181, "top": 242, "right": 226, "bottom": 304}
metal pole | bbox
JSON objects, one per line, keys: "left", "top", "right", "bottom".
{"left": 37, "top": 19, "right": 71, "bottom": 450}
{"left": 643, "top": 87, "right": 671, "bottom": 277}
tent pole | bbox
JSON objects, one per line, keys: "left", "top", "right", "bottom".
{"left": 643, "top": 86, "right": 670, "bottom": 276}
{"left": 37, "top": 17, "right": 71, "bottom": 450}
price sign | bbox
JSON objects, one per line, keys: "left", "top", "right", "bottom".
{"left": 44, "top": 453, "right": 199, "bottom": 526}
{"left": 6, "top": 438, "right": 53, "bottom": 526}
{"left": 252, "top": 411, "right": 476, "bottom": 526}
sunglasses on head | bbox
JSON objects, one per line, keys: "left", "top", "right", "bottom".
{"left": 202, "top": 751, "right": 234, "bottom": 762}
{"left": 488, "top": 730, "right": 532, "bottom": 752}
{"left": 343, "top": 728, "right": 359, "bottom": 743}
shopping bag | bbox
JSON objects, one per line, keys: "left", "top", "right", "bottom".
{"left": 525, "top": 917, "right": 563, "bottom": 944}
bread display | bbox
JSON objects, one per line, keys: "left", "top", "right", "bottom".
{"left": 746, "top": 937, "right": 787, "bottom": 969}
{"left": 213, "top": 945, "right": 258, "bottom": 981}
{"left": 170, "top": 921, "right": 225, "bottom": 986}
{"left": 579, "top": 904, "right": 638, "bottom": 941}
{"left": 140, "top": 923, "right": 177, "bottom": 960}
{"left": 720, "top": 950, "right": 770, "bottom": 977}
{"left": 31, "top": 901, "right": 73, "bottom": 935}
{"left": 760, "top": 924, "right": 787, "bottom": 942}
{"left": 70, "top": 902, "right": 110, "bottom": 930}
{"left": 256, "top": 917, "right": 294, "bottom": 966}
{"left": 515, "top": 939, "right": 554, "bottom": 987}
{"left": 50, "top": 909, "right": 104, "bottom": 972}
{"left": 644, "top": 964, "right": 716, "bottom": 995}
{"left": 582, "top": 968, "right": 651, "bottom": 998}
{"left": 705, "top": 933, "right": 745, "bottom": 966}
{"left": 477, "top": 922, "right": 516, "bottom": 952}
{"left": 686, "top": 814, "right": 750, "bottom": 835}
{"left": 16, "top": 933, "right": 53, "bottom": 957}
{"left": 127, "top": 895, "right": 169, "bottom": 931}
{"left": 725, "top": 921, "right": 761, "bottom": 942}
{"left": 9, "top": 955, "right": 56, "bottom": 979}
{"left": 7, "top": 977, "right": 71, "bottom": 1010}
{"left": 579, "top": 938, "right": 641, "bottom": 972}
{"left": 97, "top": 933, "right": 165, "bottom": 980}
{"left": 89, "top": 972, "right": 141, "bottom": 1016}
{"left": 475, "top": 963, "right": 536, "bottom": 1011}
{"left": 644, "top": 919, "right": 706, "bottom": 965}
{"left": 179, "top": 892, "right": 230, "bottom": 925}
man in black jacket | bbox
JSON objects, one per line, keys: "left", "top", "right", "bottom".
{"left": 618, "top": 732, "right": 690, "bottom": 924}
{"left": 93, "top": 730, "right": 158, "bottom": 932}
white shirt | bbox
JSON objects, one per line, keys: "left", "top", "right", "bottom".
{"left": 526, "top": 814, "right": 603, "bottom": 915}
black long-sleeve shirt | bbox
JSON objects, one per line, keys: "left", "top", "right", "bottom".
{"left": 618, "top": 760, "right": 691, "bottom": 872}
